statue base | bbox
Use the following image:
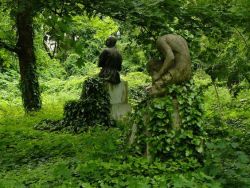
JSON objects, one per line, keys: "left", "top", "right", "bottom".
{"left": 128, "top": 80, "right": 205, "bottom": 162}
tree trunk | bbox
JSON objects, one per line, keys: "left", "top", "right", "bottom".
{"left": 16, "top": 0, "right": 41, "bottom": 112}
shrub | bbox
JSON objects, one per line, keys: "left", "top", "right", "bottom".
{"left": 35, "top": 77, "right": 114, "bottom": 133}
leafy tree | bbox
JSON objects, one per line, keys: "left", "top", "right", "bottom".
{"left": 40, "top": 14, "right": 118, "bottom": 65}
{"left": 0, "top": 0, "right": 117, "bottom": 111}
{"left": 0, "top": 0, "right": 83, "bottom": 111}
{"left": 0, "top": 0, "right": 42, "bottom": 112}
{"left": 0, "top": 0, "right": 249, "bottom": 111}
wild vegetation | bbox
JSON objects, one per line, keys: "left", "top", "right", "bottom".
{"left": 0, "top": 0, "right": 249, "bottom": 187}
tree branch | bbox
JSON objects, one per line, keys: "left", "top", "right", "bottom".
{"left": 0, "top": 39, "right": 18, "bottom": 54}
{"left": 233, "top": 27, "right": 249, "bottom": 49}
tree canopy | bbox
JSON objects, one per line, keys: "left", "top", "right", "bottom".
{"left": 0, "top": 0, "right": 249, "bottom": 110}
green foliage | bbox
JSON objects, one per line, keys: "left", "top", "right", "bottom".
{"left": 122, "top": 72, "right": 151, "bottom": 106}
{"left": 0, "top": 70, "right": 20, "bottom": 103}
{"left": 35, "top": 77, "right": 114, "bottom": 133}
{"left": 202, "top": 84, "right": 250, "bottom": 187}
{"left": 203, "top": 121, "right": 250, "bottom": 188}
{"left": 63, "top": 53, "right": 84, "bottom": 76}
{"left": 0, "top": 1, "right": 250, "bottom": 187}
{"left": 195, "top": 32, "right": 249, "bottom": 96}
{"left": 0, "top": 131, "right": 75, "bottom": 171}
{"left": 204, "top": 138, "right": 250, "bottom": 188}
{"left": 73, "top": 158, "right": 218, "bottom": 187}
{"left": 0, "top": 68, "right": 249, "bottom": 187}
{"left": 0, "top": 115, "right": 219, "bottom": 187}
{"left": 0, "top": 106, "right": 125, "bottom": 187}
{"left": 39, "top": 13, "right": 118, "bottom": 65}
{"left": 119, "top": 35, "right": 148, "bottom": 73}
{"left": 129, "top": 80, "right": 206, "bottom": 162}
{"left": 62, "top": 77, "right": 113, "bottom": 130}
{"left": 0, "top": 6, "right": 16, "bottom": 52}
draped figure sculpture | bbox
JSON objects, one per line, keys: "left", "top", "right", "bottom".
{"left": 98, "top": 36, "right": 122, "bottom": 84}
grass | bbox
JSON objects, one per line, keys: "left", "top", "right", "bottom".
{"left": 0, "top": 73, "right": 123, "bottom": 187}
{"left": 0, "top": 98, "right": 123, "bottom": 187}
{"left": 0, "top": 70, "right": 249, "bottom": 187}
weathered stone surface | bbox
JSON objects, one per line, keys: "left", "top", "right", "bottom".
{"left": 111, "top": 104, "right": 131, "bottom": 120}
{"left": 107, "top": 80, "right": 131, "bottom": 120}
{"left": 107, "top": 81, "right": 128, "bottom": 104}
{"left": 147, "top": 34, "right": 192, "bottom": 96}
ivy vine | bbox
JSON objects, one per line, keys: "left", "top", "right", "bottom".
{"left": 35, "top": 77, "right": 115, "bottom": 133}
{"left": 129, "top": 80, "right": 206, "bottom": 163}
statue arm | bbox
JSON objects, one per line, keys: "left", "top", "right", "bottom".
{"left": 154, "top": 38, "right": 175, "bottom": 81}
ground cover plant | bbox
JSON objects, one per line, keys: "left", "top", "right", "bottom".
{"left": 0, "top": 0, "right": 249, "bottom": 187}
{"left": 0, "top": 67, "right": 249, "bottom": 187}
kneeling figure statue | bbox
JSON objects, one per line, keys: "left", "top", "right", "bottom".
{"left": 147, "top": 34, "right": 192, "bottom": 96}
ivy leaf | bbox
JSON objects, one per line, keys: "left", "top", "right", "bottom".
{"left": 156, "top": 112, "right": 166, "bottom": 119}
{"left": 237, "top": 151, "right": 249, "bottom": 164}
{"left": 185, "top": 149, "right": 192, "bottom": 157}
{"left": 196, "top": 145, "right": 204, "bottom": 153}
{"left": 231, "top": 142, "right": 239, "bottom": 149}
{"left": 53, "top": 164, "right": 71, "bottom": 180}
{"left": 186, "top": 131, "right": 193, "bottom": 138}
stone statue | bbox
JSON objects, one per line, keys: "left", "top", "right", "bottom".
{"left": 98, "top": 36, "right": 122, "bottom": 84}
{"left": 147, "top": 34, "right": 192, "bottom": 95}
{"left": 128, "top": 35, "right": 204, "bottom": 162}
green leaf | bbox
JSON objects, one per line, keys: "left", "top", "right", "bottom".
{"left": 196, "top": 145, "right": 204, "bottom": 153}
{"left": 237, "top": 151, "right": 249, "bottom": 164}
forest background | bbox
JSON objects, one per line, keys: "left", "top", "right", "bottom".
{"left": 0, "top": 0, "right": 249, "bottom": 187}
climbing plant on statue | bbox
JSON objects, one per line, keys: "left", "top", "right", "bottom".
{"left": 35, "top": 77, "right": 115, "bottom": 133}
{"left": 129, "top": 80, "right": 206, "bottom": 163}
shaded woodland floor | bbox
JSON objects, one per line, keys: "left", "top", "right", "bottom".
{"left": 0, "top": 73, "right": 249, "bottom": 187}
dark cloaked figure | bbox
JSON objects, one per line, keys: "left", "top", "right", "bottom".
{"left": 98, "top": 36, "right": 122, "bottom": 84}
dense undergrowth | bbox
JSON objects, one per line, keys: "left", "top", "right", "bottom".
{"left": 0, "top": 67, "right": 249, "bottom": 187}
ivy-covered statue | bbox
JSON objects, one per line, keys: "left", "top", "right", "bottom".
{"left": 147, "top": 34, "right": 192, "bottom": 96}
{"left": 98, "top": 36, "right": 122, "bottom": 84}
{"left": 129, "top": 34, "right": 206, "bottom": 163}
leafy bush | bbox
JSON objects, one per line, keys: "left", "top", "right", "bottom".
{"left": 73, "top": 158, "right": 219, "bottom": 188}
{"left": 204, "top": 135, "right": 250, "bottom": 188}
{"left": 0, "top": 70, "right": 21, "bottom": 104}
{"left": 122, "top": 72, "right": 151, "bottom": 106}
{"left": 35, "top": 77, "right": 114, "bottom": 133}
{"left": 64, "top": 53, "right": 83, "bottom": 76}
{"left": 203, "top": 87, "right": 250, "bottom": 188}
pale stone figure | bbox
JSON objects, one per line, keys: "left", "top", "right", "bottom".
{"left": 107, "top": 81, "right": 131, "bottom": 120}
{"left": 147, "top": 34, "right": 192, "bottom": 95}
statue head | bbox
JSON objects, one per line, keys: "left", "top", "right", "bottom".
{"left": 105, "top": 36, "right": 117, "bottom": 48}
{"left": 147, "top": 59, "right": 163, "bottom": 76}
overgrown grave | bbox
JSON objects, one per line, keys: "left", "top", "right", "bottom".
{"left": 35, "top": 77, "right": 115, "bottom": 133}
